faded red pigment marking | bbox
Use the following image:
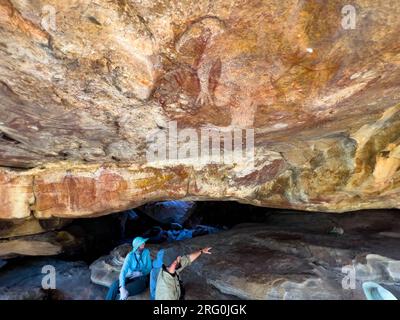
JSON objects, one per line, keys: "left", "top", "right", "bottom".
{"left": 234, "top": 159, "right": 287, "bottom": 185}
{"left": 95, "top": 171, "right": 128, "bottom": 203}
{"left": 34, "top": 175, "right": 94, "bottom": 214}
{"left": 34, "top": 170, "right": 129, "bottom": 216}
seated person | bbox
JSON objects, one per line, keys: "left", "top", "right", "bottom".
{"left": 106, "top": 236, "right": 151, "bottom": 300}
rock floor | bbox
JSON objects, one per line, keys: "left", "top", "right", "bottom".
{"left": 1, "top": 210, "right": 400, "bottom": 300}
{"left": 90, "top": 210, "right": 400, "bottom": 300}
{"left": 0, "top": 258, "right": 107, "bottom": 300}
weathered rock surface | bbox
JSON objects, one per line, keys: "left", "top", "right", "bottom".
{"left": 0, "top": 0, "right": 400, "bottom": 218}
{"left": 0, "top": 213, "right": 124, "bottom": 260}
{"left": 90, "top": 210, "right": 400, "bottom": 300}
{"left": 141, "top": 201, "right": 196, "bottom": 225}
{"left": 0, "top": 230, "right": 82, "bottom": 259}
{"left": 90, "top": 243, "right": 130, "bottom": 288}
{"left": 0, "top": 217, "right": 71, "bottom": 239}
{"left": 0, "top": 258, "right": 107, "bottom": 300}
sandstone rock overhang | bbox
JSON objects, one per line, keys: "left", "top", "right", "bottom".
{"left": 0, "top": 0, "right": 400, "bottom": 219}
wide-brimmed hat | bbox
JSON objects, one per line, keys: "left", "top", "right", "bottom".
{"left": 131, "top": 236, "right": 149, "bottom": 252}
{"left": 162, "top": 249, "right": 181, "bottom": 266}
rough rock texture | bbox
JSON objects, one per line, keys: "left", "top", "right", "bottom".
{"left": 1, "top": 0, "right": 400, "bottom": 219}
{"left": 91, "top": 210, "right": 400, "bottom": 300}
{"left": 141, "top": 201, "right": 196, "bottom": 224}
{"left": 0, "top": 258, "right": 107, "bottom": 300}
{"left": 0, "top": 230, "right": 82, "bottom": 259}
{"left": 0, "top": 213, "right": 124, "bottom": 260}
{"left": 0, "top": 217, "right": 71, "bottom": 239}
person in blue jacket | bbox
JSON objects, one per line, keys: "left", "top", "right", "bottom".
{"left": 106, "top": 236, "right": 152, "bottom": 300}
{"left": 150, "top": 249, "right": 165, "bottom": 300}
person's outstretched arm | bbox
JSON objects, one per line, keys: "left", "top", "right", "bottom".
{"left": 177, "top": 247, "right": 212, "bottom": 273}
{"left": 189, "top": 247, "right": 212, "bottom": 263}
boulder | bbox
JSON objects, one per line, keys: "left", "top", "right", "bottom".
{"left": 89, "top": 243, "right": 131, "bottom": 288}
{"left": 0, "top": 258, "right": 107, "bottom": 300}
{"left": 0, "top": 230, "right": 82, "bottom": 259}
{"left": 0, "top": 217, "right": 71, "bottom": 239}
{"left": 158, "top": 224, "right": 400, "bottom": 300}
{"left": 355, "top": 254, "right": 400, "bottom": 282}
{"left": 90, "top": 212, "right": 400, "bottom": 299}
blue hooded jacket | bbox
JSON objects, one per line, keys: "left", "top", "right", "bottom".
{"left": 150, "top": 249, "right": 165, "bottom": 300}
{"left": 119, "top": 237, "right": 152, "bottom": 288}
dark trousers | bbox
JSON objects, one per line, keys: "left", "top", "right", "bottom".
{"left": 105, "top": 275, "right": 147, "bottom": 300}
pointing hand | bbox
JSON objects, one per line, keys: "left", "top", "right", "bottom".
{"left": 201, "top": 247, "right": 212, "bottom": 254}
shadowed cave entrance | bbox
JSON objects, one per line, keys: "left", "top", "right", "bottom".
{"left": 1, "top": 202, "right": 400, "bottom": 300}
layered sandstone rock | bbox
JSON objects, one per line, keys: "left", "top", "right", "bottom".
{"left": 0, "top": 0, "right": 400, "bottom": 219}
{"left": 0, "top": 217, "right": 71, "bottom": 239}
{"left": 0, "top": 230, "right": 81, "bottom": 259}
{"left": 90, "top": 211, "right": 400, "bottom": 300}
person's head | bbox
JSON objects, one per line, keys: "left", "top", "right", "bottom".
{"left": 166, "top": 255, "right": 182, "bottom": 274}
{"left": 132, "top": 236, "right": 149, "bottom": 253}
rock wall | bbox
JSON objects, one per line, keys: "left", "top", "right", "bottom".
{"left": 0, "top": 0, "right": 400, "bottom": 219}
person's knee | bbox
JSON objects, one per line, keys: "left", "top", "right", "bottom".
{"left": 126, "top": 278, "right": 147, "bottom": 296}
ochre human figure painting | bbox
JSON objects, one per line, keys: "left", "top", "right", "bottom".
{"left": 175, "top": 17, "right": 225, "bottom": 107}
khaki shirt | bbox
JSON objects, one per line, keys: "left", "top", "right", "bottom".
{"left": 155, "top": 255, "right": 192, "bottom": 300}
